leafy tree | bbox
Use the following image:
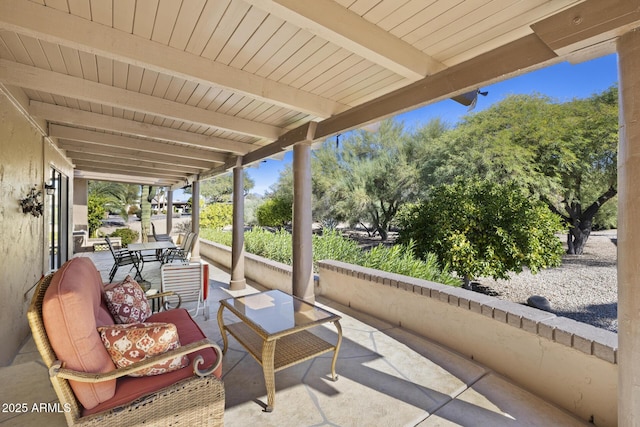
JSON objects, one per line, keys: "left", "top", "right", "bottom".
{"left": 398, "top": 179, "right": 565, "bottom": 289}
{"left": 312, "top": 119, "right": 420, "bottom": 240}
{"left": 415, "top": 88, "right": 618, "bottom": 254}
{"left": 185, "top": 174, "right": 255, "bottom": 203}
{"left": 87, "top": 195, "right": 107, "bottom": 237}
{"left": 88, "top": 181, "right": 139, "bottom": 221}
{"left": 256, "top": 197, "right": 292, "bottom": 227}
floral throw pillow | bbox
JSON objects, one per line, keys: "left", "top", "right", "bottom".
{"left": 103, "top": 276, "right": 152, "bottom": 324}
{"left": 97, "top": 322, "right": 189, "bottom": 377}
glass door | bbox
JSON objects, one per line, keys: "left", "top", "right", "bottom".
{"left": 48, "top": 168, "right": 69, "bottom": 271}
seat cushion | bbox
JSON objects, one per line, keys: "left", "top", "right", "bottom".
{"left": 98, "top": 322, "right": 190, "bottom": 377}
{"left": 83, "top": 308, "right": 222, "bottom": 416}
{"left": 42, "top": 258, "right": 117, "bottom": 410}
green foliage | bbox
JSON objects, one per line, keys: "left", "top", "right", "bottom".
{"left": 256, "top": 197, "right": 292, "bottom": 227}
{"left": 201, "top": 228, "right": 458, "bottom": 285}
{"left": 87, "top": 195, "right": 107, "bottom": 237}
{"left": 200, "top": 203, "right": 233, "bottom": 230}
{"left": 398, "top": 179, "right": 565, "bottom": 284}
{"left": 109, "top": 228, "right": 139, "bottom": 246}
{"left": 89, "top": 181, "right": 139, "bottom": 222}
{"left": 186, "top": 174, "right": 255, "bottom": 203}
{"left": 311, "top": 119, "right": 421, "bottom": 240}
{"left": 359, "top": 242, "right": 460, "bottom": 286}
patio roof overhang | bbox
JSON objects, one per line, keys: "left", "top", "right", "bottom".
{"left": 0, "top": 0, "right": 635, "bottom": 188}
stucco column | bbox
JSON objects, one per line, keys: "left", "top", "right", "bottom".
{"left": 190, "top": 180, "right": 200, "bottom": 262}
{"left": 617, "top": 27, "right": 640, "bottom": 425}
{"left": 230, "top": 165, "right": 247, "bottom": 290}
{"left": 166, "top": 188, "right": 173, "bottom": 235}
{"left": 292, "top": 142, "right": 314, "bottom": 303}
{"left": 72, "top": 178, "right": 88, "bottom": 232}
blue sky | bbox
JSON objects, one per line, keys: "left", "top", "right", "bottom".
{"left": 217, "top": 53, "right": 619, "bottom": 197}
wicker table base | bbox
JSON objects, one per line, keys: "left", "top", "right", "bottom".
{"left": 217, "top": 290, "right": 342, "bottom": 412}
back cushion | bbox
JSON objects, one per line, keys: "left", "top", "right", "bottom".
{"left": 42, "top": 257, "right": 117, "bottom": 409}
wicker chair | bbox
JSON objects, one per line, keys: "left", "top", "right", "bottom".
{"left": 27, "top": 272, "right": 225, "bottom": 426}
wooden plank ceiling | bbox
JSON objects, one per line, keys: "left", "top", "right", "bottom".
{"left": 0, "top": 0, "right": 637, "bottom": 187}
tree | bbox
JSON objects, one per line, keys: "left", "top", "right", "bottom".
{"left": 415, "top": 88, "right": 618, "bottom": 254}
{"left": 256, "top": 197, "right": 292, "bottom": 227}
{"left": 87, "top": 195, "right": 106, "bottom": 237}
{"left": 313, "top": 119, "right": 420, "bottom": 240}
{"left": 88, "top": 181, "right": 139, "bottom": 222}
{"left": 140, "top": 185, "right": 152, "bottom": 243}
{"left": 186, "top": 174, "right": 255, "bottom": 203}
{"left": 398, "top": 179, "right": 565, "bottom": 289}
{"left": 200, "top": 203, "right": 233, "bottom": 229}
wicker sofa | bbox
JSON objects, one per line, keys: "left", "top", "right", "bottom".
{"left": 27, "top": 257, "right": 225, "bottom": 426}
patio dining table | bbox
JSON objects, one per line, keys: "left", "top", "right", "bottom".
{"left": 127, "top": 241, "right": 176, "bottom": 284}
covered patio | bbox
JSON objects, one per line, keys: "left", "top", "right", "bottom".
{"left": 2, "top": 252, "right": 588, "bottom": 426}
{"left": 1, "top": 0, "right": 639, "bottom": 425}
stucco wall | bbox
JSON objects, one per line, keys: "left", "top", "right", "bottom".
{"left": 0, "top": 91, "right": 46, "bottom": 365}
{"left": 0, "top": 89, "right": 74, "bottom": 365}
{"left": 317, "top": 260, "right": 618, "bottom": 427}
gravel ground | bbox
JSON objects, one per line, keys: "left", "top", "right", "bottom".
{"left": 474, "top": 229, "right": 618, "bottom": 332}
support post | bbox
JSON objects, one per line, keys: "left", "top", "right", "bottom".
{"left": 617, "top": 27, "right": 640, "bottom": 425}
{"left": 190, "top": 180, "right": 200, "bottom": 262}
{"left": 292, "top": 142, "right": 314, "bottom": 303}
{"left": 166, "top": 188, "right": 173, "bottom": 236}
{"left": 230, "top": 163, "right": 247, "bottom": 290}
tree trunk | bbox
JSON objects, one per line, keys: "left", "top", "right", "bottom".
{"left": 567, "top": 224, "right": 591, "bottom": 255}
{"left": 462, "top": 276, "right": 472, "bottom": 290}
{"left": 141, "top": 185, "right": 151, "bottom": 243}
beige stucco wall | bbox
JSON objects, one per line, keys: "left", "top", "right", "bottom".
{"left": 0, "top": 90, "right": 46, "bottom": 365}
{"left": 317, "top": 261, "right": 617, "bottom": 427}
{"left": 0, "top": 90, "right": 73, "bottom": 365}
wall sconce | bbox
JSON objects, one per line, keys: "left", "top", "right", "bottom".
{"left": 19, "top": 186, "right": 44, "bottom": 217}
{"left": 44, "top": 181, "right": 55, "bottom": 196}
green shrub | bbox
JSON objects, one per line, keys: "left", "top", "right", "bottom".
{"left": 88, "top": 195, "right": 107, "bottom": 238}
{"left": 200, "top": 203, "right": 233, "bottom": 230}
{"left": 256, "top": 197, "right": 292, "bottom": 227}
{"left": 110, "top": 228, "right": 140, "bottom": 246}
{"left": 398, "top": 179, "right": 564, "bottom": 287}
{"left": 201, "top": 227, "right": 458, "bottom": 286}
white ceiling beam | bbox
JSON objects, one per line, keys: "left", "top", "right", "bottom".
{"left": 73, "top": 160, "right": 189, "bottom": 179}
{"left": 65, "top": 151, "right": 204, "bottom": 175}
{"left": 0, "top": 0, "right": 345, "bottom": 118}
{"left": 73, "top": 170, "right": 177, "bottom": 186}
{"left": 29, "top": 102, "right": 255, "bottom": 155}
{"left": 244, "top": 0, "right": 445, "bottom": 80}
{"left": 0, "top": 59, "right": 281, "bottom": 140}
{"left": 73, "top": 164, "right": 182, "bottom": 180}
{"left": 50, "top": 125, "right": 228, "bottom": 163}
{"left": 57, "top": 139, "right": 219, "bottom": 170}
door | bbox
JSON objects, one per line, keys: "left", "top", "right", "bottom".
{"left": 48, "top": 168, "right": 69, "bottom": 270}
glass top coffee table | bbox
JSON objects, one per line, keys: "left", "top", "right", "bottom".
{"left": 217, "top": 290, "right": 342, "bottom": 412}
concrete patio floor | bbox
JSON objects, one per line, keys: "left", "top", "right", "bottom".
{"left": 2, "top": 250, "right": 590, "bottom": 426}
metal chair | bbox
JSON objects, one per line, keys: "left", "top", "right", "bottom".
{"left": 105, "top": 236, "right": 141, "bottom": 282}
{"left": 164, "top": 232, "right": 197, "bottom": 264}
{"left": 151, "top": 222, "right": 172, "bottom": 242}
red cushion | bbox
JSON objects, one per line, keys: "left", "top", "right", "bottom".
{"left": 83, "top": 308, "right": 222, "bottom": 416}
{"left": 42, "top": 258, "right": 117, "bottom": 410}
{"left": 98, "top": 322, "right": 190, "bottom": 377}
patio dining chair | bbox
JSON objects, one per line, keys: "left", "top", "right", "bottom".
{"left": 105, "top": 236, "right": 141, "bottom": 282}
{"left": 151, "top": 222, "right": 172, "bottom": 242}
{"left": 164, "top": 232, "right": 197, "bottom": 264}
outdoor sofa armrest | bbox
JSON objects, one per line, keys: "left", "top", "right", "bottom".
{"left": 50, "top": 339, "right": 222, "bottom": 381}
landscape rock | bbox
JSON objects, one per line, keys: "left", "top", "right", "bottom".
{"left": 527, "top": 295, "right": 552, "bottom": 312}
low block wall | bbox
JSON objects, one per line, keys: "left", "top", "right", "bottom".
{"left": 317, "top": 260, "right": 617, "bottom": 427}
{"left": 199, "top": 239, "right": 293, "bottom": 293}
{"left": 197, "top": 238, "right": 617, "bottom": 425}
